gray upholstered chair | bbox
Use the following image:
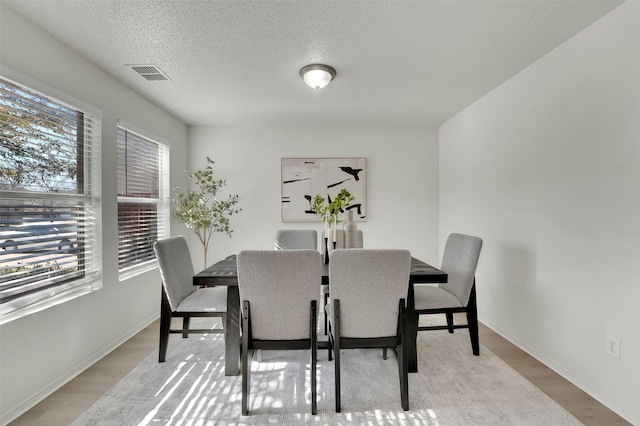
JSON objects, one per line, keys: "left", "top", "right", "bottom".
{"left": 237, "top": 249, "right": 321, "bottom": 416}
{"left": 274, "top": 229, "right": 317, "bottom": 250}
{"left": 414, "top": 233, "right": 483, "bottom": 355}
{"left": 268, "top": 229, "right": 318, "bottom": 361}
{"left": 321, "top": 229, "right": 363, "bottom": 333}
{"left": 327, "top": 249, "right": 411, "bottom": 412}
{"left": 153, "top": 236, "right": 227, "bottom": 363}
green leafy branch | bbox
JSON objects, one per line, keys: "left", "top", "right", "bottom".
{"left": 173, "top": 157, "right": 241, "bottom": 267}
{"left": 312, "top": 188, "right": 354, "bottom": 226}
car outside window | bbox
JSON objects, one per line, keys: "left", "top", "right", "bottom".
{"left": 0, "top": 75, "right": 102, "bottom": 323}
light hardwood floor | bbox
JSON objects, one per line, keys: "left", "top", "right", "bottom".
{"left": 9, "top": 319, "right": 631, "bottom": 426}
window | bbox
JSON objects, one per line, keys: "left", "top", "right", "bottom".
{"left": 117, "top": 123, "right": 169, "bottom": 279}
{"left": 0, "top": 75, "right": 102, "bottom": 324}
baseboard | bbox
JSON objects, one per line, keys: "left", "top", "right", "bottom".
{"left": 479, "top": 316, "right": 637, "bottom": 425}
{"left": 1, "top": 314, "right": 159, "bottom": 426}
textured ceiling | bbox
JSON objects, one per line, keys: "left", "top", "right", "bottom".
{"left": 4, "top": 0, "right": 623, "bottom": 126}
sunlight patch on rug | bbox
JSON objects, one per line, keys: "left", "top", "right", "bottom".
{"left": 72, "top": 319, "right": 582, "bottom": 425}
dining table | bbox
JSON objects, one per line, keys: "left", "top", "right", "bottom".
{"left": 193, "top": 254, "right": 448, "bottom": 376}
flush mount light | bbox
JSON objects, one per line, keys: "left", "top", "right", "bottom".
{"left": 300, "top": 64, "right": 336, "bottom": 90}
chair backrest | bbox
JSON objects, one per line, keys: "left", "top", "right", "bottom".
{"left": 323, "top": 229, "right": 364, "bottom": 252}
{"left": 237, "top": 250, "right": 321, "bottom": 340}
{"left": 153, "top": 236, "right": 196, "bottom": 311}
{"left": 329, "top": 249, "right": 411, "bottom": 338}
{"left": 439, "top": 233, "right": 483, "bottom": 305}
{"left": 275, "top": 229, "right": 317, "bottom": 250}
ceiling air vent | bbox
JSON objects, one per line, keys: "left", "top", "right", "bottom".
{"left": 127, "top": 64, "right": 171, "bottom": 81}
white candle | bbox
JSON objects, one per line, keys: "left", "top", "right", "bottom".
{"left": 333, "top": 225, "right": 337, "bottom": 242}
{"left": 325, "top": 219, "right": 329, "bottom": 239}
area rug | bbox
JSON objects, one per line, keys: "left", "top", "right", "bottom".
{"left": 72, "top": 319, "right": 582, "bottom": 425}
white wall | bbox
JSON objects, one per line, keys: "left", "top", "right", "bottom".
{"left": 187, "top": 126, "right": 440, "bottom": 268}
{"left": 439, "top": 2, "right": 639, "bottom": 423}
{"left": 0, "top": 6, "right": 189, "bottom": 423}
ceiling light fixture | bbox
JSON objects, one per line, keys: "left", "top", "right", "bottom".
{"left": 300, "top": 64, "right": 336, "bottom": 90}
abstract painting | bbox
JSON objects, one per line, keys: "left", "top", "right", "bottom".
{"left": 281, "top": 158, "right": 366, "bottom": 222}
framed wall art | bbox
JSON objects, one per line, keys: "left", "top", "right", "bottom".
{"left": 281, "top": 157, "right": 366, "bottom": 222}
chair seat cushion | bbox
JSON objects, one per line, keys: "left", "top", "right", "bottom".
{"left": 414, "top": 285, "right": 463, "bottom": 310}
{"left": 176, "top": 286, "right": 227, "bottom": 312}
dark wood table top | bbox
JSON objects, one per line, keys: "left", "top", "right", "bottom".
{"left": 193, "top": 254, "right": 447, "bottom": 286}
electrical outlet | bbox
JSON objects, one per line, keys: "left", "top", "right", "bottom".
{"left": 605, "top": 334, "right": 621, "bottom": 359}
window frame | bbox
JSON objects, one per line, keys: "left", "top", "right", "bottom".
{"left": 116, "top": 120, "right": 170, "bottom": 281}
{"left": 0, "top": 69, "right": 102, "bottom": 324}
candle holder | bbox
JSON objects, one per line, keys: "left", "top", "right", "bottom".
{"left": 324, "top": 237, "right": 329, "bottom": 264}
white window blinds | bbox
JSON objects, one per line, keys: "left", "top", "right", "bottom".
{"left": 0, "top": 75, "right": 102, "bottom": 324}
{"left": 117, "top": 125, "right": 169, "bottom": 279}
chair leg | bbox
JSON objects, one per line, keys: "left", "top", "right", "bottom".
{"left": 334, "top": 344, "right": 341, "bottom": 413}
{"left": 159, "top": 287, "right": 171, "bottom": 363}
{"left": 467, "top": 283, "right": 480, "bottom": 356}
{"left": 328, "top": 318, "right": 333, "bottom": 361}
{"left": 241, "top": 301, "right": 251, "bottom": 415}
{"left": 446, "top": 312, "right": 454, "bottom": 333}
{"left": 397, "top": 342, "right": 409, "bottom": 410}
{"left": 310, "top": 300, "right": 318, "bottom": 415}
{"left": 242, "top": 348, "right": 252, "bottom": 415}
{"left": 182, "top": 316, "right": 190, "bottom": 338}
{"left": 398, "top": 304, "right": 409, "bottom": 411}
{"left": 334, "top": 300, "right": 341, "bottom": 413}
{"left": 383, "top": 347, "right": 388, "bottom": 360}
{"left": 323, "top": 292, "right": 328, "bottom": 335}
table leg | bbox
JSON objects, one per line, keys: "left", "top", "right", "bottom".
{"left": 406, "top": 282, "right": 419, "bottom": 373}
{"left": 225, "top": 286, "right": 241, "bottom": 376}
